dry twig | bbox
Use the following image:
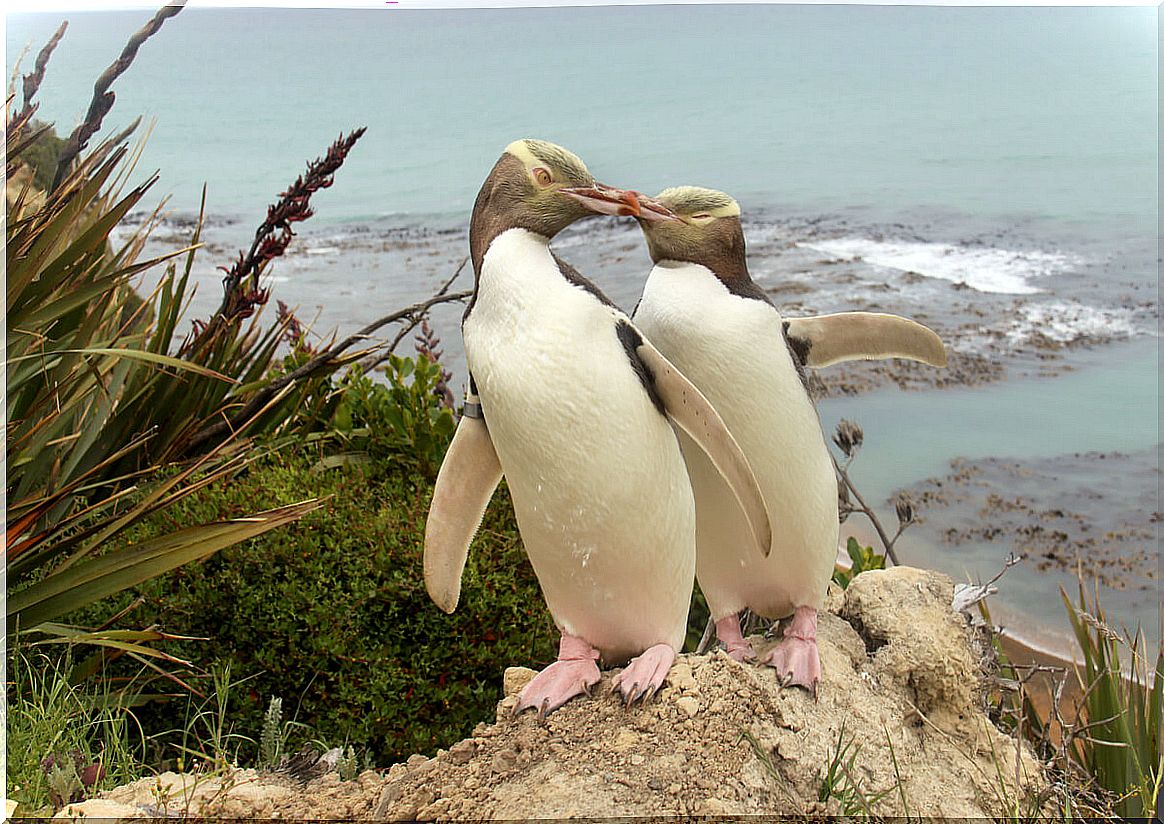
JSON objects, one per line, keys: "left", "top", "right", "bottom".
{"left": 831, "top": 419, "right": 915, "bottom": 565}
{"left": 184, "top": 288, "right": 471, "bottom": 456}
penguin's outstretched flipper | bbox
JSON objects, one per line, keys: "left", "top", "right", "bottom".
{"left": 423, "top": 393, "right": 502, "bottom": 613}
{"left": 784, "top": 312, "right": 947, "bottom": 369}
{"left": 622, "top": 320, "right": 773, "bottom": 559}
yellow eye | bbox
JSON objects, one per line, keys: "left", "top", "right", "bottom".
{"left": 532, "top": 167, "right": 553, "bottom": 187}
{"left": 692, "top": 213, "right": 713, "bottom": 220}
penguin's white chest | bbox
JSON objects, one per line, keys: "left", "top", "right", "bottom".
{"left": 463, "top": 229, "right": 695, "bottom": 661}
{"left": 635, "top": 261, "right": 837, "bottom": 619}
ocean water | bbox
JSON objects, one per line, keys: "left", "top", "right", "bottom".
{"left": 7, "top": 5, "right": 1158, "bottom": 230}
{"left": 6, "top": 4, "right": 1160, "bottom": 654}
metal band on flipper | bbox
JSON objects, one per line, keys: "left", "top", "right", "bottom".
{"left": 462, "top": 398, "right": 484, "bottom": 421}
{"left": 462, "top": 377, "right": 485, "bottom": 421}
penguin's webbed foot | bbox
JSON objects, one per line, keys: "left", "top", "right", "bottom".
{"left": 513, "top": 634, "right": 601, "bottom": 718}
{"left": 715, "top": 613, "right": 757, "bottom": 663}
{"left": 612, "top": 643, "right": 676, "bottom": 706}
{"left": 762, "top": 606, "right": 821, "bottom": 696}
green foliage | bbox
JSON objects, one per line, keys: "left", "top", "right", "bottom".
{"left": 20, "top": 120, "right": 65, "bottom": 191}
{"left": 260, "top": 697, "right": 284, "bottom": 769}
{"left": 684, "top": 584, "right": 711, "bottom": 653}
{"left": 76, "top": 449, "right": 554, "bottom": 766}
{"left": 5, "top": 102, "right": 324, "bottom": 658}
{"left": 831, "top": 537, "right": 886, "bottom": 590}
{"left": 817, "top": 721, "right": 892, "bottom": 817}
{"left": 5, "top": 648, "right": 145, "bottom": 816}
{"left": 322, "top": 357, "right": 456, "bottom": 480}
{"left": 1062, "top": 583, "right": 1163, "bottom": 818}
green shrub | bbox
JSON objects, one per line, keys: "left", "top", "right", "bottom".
{"left": 75, "top": 449, "right": 555, "bottom": 766}
{"left": 20, "top": 121, "right": 65, "bottom": 191}
{"left": 322, "top": 357, "right": 456, "bottom": 480}
{"left": 831, "top": 538, "right": 885, "bottom": 590}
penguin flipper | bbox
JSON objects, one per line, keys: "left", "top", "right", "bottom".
{"left": 424, "top": 409, "right": 502, "bottom": 613}
{"left": 784, "top": 312, "right": 948, "bottom": 368}
{"left": 625, "top": 322, "right": 773, "bottom": 558}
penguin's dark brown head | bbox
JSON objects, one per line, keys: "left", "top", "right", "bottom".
{"left": 469, "top": 139, "right": 643, "bottom": 275}
{"left": 636, "top": 186, "right": 752, "bottom": 287}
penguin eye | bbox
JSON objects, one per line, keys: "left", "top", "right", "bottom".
{"left": 692, "top": 213, "right": 713, "bottom": 220}
{"left": 532, "top": 167, "right": 553, "bottom": 187}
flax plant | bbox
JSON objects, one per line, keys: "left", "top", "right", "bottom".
{"left": 5, "top": 13, "right": 329, "bottom": 668}
{"left": 1062, "top": 582, "right": 1162, "bottom": 818}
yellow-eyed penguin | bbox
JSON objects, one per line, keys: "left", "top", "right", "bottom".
{"left": 632, "top": 186, "right": 947, "bottom": 692}
{"left": 423, "top": 144, "right": 772, "bottom": 715}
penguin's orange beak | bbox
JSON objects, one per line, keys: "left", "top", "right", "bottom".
{"left": 560, "top": 184, "right": 659, "bottom": 218}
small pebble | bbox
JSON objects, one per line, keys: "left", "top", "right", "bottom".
{"left": 448, "top": 740, "right": 476, "bottom": 765}
{"left": 491, "top": 749, "right": 517, "bottom": 773}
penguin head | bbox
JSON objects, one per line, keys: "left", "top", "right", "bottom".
{"left": 474, "top": 139, "right": 642, "bottom": 238}
{"left": 469, "top": 140, "right": 650, "bottom": 275}
{"left": 636, "top": 186, "right": 746, "bottom": 270}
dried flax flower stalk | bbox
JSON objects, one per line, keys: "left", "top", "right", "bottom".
{"left": 182, "top": 128, "right": 368, "bottom": 356}
{"left": 52, "top": 2, "right": 185, "bottom": 191}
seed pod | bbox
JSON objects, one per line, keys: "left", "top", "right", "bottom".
{"left": 895, "top": 493, "right": 916, "bottom": 527}
{"left": 833, "top": 419, "right": 864, "bottom": 458}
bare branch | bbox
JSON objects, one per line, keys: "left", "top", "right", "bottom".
{"left": 184, "top": 288, "right": 471, "bottom": 456}
{"left": 52, "top": 2, "right": 184, "bottom": 191}
{"left": 832, "top": 452, "right": 901, "bottom": 566}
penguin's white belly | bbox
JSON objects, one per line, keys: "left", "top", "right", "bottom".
{"left": 463, "top": 229, "right": 695, "bottom": 662}
{"left": 635, "top": 262, "right": 838, "bottom": 620}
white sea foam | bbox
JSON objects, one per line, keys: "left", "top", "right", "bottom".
{"left": 1007, "top": 302, "right": 1143, "bottom": 345}
{"left": 950, "top": 301, "right": 1149, "bottom": 354}
{"left": 798, "top": 237, "right": 1083, "bottom": 295}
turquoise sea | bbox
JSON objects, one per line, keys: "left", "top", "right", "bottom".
{"left": 6, "top": 4, "right": 1160, "bottom": 656}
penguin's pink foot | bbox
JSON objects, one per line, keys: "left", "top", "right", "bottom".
{"left": 762, "top": 606, "right": 821, "bottom": 696}
{"left": 715, "top": 613, "right": 757, "bottom": 662}
{"left": 514, "top": 634, "right": 600, "bottom": 718}
{"left": 612, "top": 643, "right": 676, "bottom": 706}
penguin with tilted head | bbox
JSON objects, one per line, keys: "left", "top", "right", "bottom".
{"left": 632, "top": 187, "right": 947, "bottom": 693}
{"left": 423, "top": 144, "right": 772, "bottom": 716}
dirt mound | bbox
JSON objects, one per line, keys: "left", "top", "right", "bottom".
{"left": 64, "top": 566, "right": 1044, "bottom": 821}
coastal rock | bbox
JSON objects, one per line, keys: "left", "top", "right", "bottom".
{"left": 53, "top": 799, "right": 146, "bottom": 822}
{"left": 90, "top": 566, "right": 1044, "bottom": 819}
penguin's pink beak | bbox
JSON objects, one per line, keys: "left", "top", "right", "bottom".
{"left": 635, "top": 194, "right": 681, "bottom": 223}
{"left": 560, "top": 184, "right": 673, "bottom": 219}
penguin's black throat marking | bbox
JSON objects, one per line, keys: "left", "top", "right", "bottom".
{"left": 615, "top": 320, "right": 666, "bottom": 415}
